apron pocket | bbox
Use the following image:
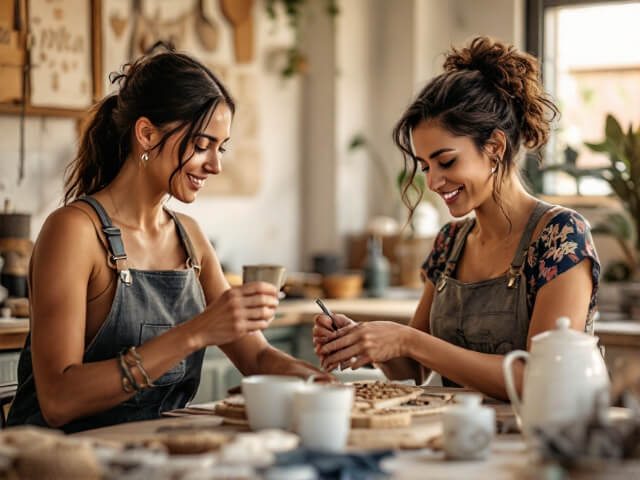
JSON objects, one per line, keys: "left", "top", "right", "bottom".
{"left": 138, "top": 323, "right": 186, "bottom": 386}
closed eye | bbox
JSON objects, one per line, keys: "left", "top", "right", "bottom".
{"left": 421, "top": 157, "right": 456, "bottom": 173}
{"left": 441, "top": 157, "right": 456, "bottom": 168}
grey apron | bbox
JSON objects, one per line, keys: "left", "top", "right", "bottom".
{"left": 8, "top": 197, "right": 207, "bottom": 433}
{"left": 430, "top": 201, "right": 553, "bottom": 387}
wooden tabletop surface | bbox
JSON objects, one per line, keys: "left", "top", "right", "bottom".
{"left": 73, "top": 387, "right": 640, "bottom": 479}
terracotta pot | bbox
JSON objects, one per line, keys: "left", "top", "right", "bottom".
{"left": 323, "top": 273, "right": 363, "bottom": 299}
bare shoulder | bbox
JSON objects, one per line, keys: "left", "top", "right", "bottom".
{"left": 38, "top": 204, "right": 100, "bottom": 245}
{"left": 31, "top": 203, "right": 103, "bottom": 282}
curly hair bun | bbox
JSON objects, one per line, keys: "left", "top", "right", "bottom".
{"left": 443, "top": 36, "right": 558, "bottom": 150}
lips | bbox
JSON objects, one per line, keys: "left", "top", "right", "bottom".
{"left": 441, "top": 186, "right": 464, "bottom": 204}
{"left": 187, "top": 174, "right": 206, "bottom": 190}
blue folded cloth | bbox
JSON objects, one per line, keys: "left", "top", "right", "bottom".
{"left": 269, "top": 448, "right": 393, "bottom": 480}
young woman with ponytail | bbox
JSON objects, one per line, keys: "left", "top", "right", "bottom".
{"left": 313, "top": 37, "right": 600, "bottom": 400}
{"left": 8, "top": 47, "right": 325, "bottom": 432}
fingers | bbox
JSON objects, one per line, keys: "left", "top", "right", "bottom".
{"left": 245, "top": 305, "right": 277, "bottom": 321}
{"left": 320, "top": 327, "right": 360, "bottom": 355}
{"left": 314, "top": 314, "right": 334, "bottom": 331}
{"left": 350, "top": 354, "right": 372, "bottom": 370}
{"left": 242, "top": 293, "right": 279, "bottom": 308}
{"left": 334, "top": 314, "right": 355, "bottom": 329}
{"left": 322, "top": 344, "right": 362, "bottom": 371}
{"left": 245, "top": 319, "right": 270, "bottom": 331}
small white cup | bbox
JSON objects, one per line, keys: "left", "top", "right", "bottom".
{"left": 293, "top": 384, "right": 354, "bottom": 452}
{"left": 242, "top": 375, "right": 304, "bottom": 431}
{"left": 442, "top": 393, "right": 494, "bottom": 460}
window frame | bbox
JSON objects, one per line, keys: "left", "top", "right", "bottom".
{"left": 524, "top": 0, "right": 628, "bottom": 200}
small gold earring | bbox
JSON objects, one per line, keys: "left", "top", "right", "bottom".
{"left": 141, "top": 151, "right": 149, "bottom": 163}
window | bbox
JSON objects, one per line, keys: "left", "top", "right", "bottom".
{"left": 526, "top": 0, "right": 640, "bottom": 195}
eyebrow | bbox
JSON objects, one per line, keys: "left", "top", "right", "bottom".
{"left": 194, "top": 133, "right": 219, "bottom": 142}
{"left": 429, "top": 148, "right": 455, "bottom": 159}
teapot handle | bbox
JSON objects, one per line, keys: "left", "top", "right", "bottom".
{"left": 503, "top": 350, "right": 529, "bottom": 419}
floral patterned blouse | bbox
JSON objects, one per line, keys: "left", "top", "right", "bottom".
{"left": 422, "top": 209, "right": 601, "bottom": 331}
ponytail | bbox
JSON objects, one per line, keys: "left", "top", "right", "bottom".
{"left": 64, "top": 95, "right": 122, "bottom": 204}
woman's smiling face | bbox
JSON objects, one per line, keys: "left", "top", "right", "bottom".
{"left": 411, "top": 120, "right": 496, "bottom": 217}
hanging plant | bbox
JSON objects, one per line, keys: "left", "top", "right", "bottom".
{"left": 265, "top": 0, "right": 339, "bottom": 77}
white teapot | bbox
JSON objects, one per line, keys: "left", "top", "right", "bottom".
{"left": 503, "top": 316, "right": 610, "bottom": 436}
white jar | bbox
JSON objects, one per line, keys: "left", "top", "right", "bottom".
{"left": 442, "top": 393, "right": 494, "bottom": 460}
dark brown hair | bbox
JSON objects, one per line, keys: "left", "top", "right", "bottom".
{"left": 393, "top": 36, "right": 559, "bottom": 220}
{"left": 64, "top": 46, "right": 235, "bottom": 204}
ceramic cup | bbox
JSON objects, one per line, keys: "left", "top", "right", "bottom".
{"left": 293, "top": 384, "right": 354, "bottom": 452}
{"left": 242, "top": 265, "right": 286, "bottom": 289}
{"left": 242, "top": 375, "right": 304, "bottom": 431}
{"left": 442, "top": 393, "right": 494, "bottom": 460}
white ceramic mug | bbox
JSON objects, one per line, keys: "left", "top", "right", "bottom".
{"left": 293, "top": 384, "right": 354, "bottom": 452}
{"left": 242, "top": 375, "right": 304, "bottom": 431}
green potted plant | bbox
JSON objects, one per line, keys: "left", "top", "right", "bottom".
{"left": 582, "top": 115, "right": 640, "bottom": 279}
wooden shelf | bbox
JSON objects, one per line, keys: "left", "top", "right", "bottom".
{"left": 0, "top": 103, "right": 88, "bottom": 119}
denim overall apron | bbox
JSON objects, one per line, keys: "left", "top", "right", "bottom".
{"left": 8, "top": 197, "right": 207, "bottom": 433}
{"left": 429, "top": 201, "right": 553, "bottom": 387}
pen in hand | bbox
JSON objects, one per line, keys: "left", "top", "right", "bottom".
{"left": 315, "top": 298, "right": 338, "bottom": 331}
{"left": 315, "top": 298, "right": 340, "bottom": 372}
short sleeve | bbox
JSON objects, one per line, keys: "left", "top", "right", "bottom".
{"left": 421, "top": 222, "right": 465, "bottom": 284}
{"left": 523, "top": 210, "right": 601, "bottom": 323}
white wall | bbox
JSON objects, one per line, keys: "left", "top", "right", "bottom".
{"left": 0, "top": 0, "right": 527, "bottom": 272}
{"left": 0, "top": 0, "right": 303, "bottom": 274}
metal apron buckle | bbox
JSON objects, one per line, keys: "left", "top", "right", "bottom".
{"left": 507, "top": 267, "right": 520, "bottom": 289}
{"left": 120, "top": 269, "right": 132, "bottom": 285}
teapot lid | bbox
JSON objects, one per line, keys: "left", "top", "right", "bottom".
{"left": 531, "top": 316, "right": 597, "bottom": 347}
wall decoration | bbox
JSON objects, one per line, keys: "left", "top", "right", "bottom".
{"left": 100, "top": 0, "right": 260, "bottom": 197}
{"left": 28, "top": 0, "right": 94, "bottom": 109}
{"left": 0, "top": 0, "right": 102, "bottom": 118}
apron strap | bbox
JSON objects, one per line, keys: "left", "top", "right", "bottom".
{"left": 76, "top": 196, "right": 131, "bottom": 285}
{"left": 164, "top": 209, "right": 201, "bottom": 277}
{"left": 443, "top": 218, "right": 475, "bottom": 276}
{"left": 505, "top": 200, "right": 554, "bottom": 288}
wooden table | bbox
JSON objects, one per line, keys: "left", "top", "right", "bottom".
{"left": 74, "top": 391, "right": 640, "bottom": 479}
{"left": 0, "top": 318, "right": 28, "bottom": 350}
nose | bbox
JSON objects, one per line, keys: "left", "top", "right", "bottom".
{"left": 427, "top": 168, "right": 445, "bottom": 192}
{"left": 203, "top": 152, "right": 221, "bottom": 175}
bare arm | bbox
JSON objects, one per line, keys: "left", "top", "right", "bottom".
{"left": 321, "top": 259, "right": 593, "bottom": 399}
{"left": 183, "top": 215, "right": 325, "bottom": 380}
{"left": 32, "top": 209, "right": 277, "bottom": 427}
{"left": 376, "top": 281, "right": 435, "bottom": 384}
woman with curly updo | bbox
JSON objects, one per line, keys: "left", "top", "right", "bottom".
{"left": 313, "top": 37, "right": 600, "bottom": 399}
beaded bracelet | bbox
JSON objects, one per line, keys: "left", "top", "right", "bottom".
{"left": 123, "top": 346, "right": 155, "bottom": 389}
{"left": 118, "top": 352, "right": 139, "bottom": 393}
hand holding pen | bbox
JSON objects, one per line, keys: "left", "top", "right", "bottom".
{"left": 313, "top": 298, "right": 357, "bottom": 371}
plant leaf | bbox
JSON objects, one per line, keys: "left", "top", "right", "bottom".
{"left": 606, "top": 114, "right": 625, "bottom": 146}
{"left": 348, "top": 135, "right": 366, "bottom": 151}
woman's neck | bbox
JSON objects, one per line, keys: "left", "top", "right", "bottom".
{"left": 472, "top": 175, "right": 538, "bottom": 244}
{"left": 103, "top": 157, "right": 169, "bottom": 232}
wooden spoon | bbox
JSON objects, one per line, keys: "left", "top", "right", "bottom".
{"left": 195, "top": 0, "right": 218, "bottom": 51}
{"left": 220, "top": 0, "right": 253, "bottom": 63}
